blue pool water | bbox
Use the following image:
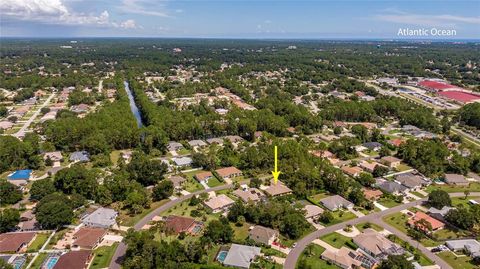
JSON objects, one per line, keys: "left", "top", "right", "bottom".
{"left": 216, "top": 251, "right": 228, "bottom": 262}
{"left": 44, "top": 256, "right": 59, "bottom": 269}
{"left": 8, "top": 170, "right": 32, "bottom": 180}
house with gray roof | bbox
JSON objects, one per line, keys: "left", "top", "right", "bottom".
{"left": 320, "top": 195, "right": 354, "bottom": 211}
{"left": 188, "top": 140, "right": 207, "bottom": 148}
{"left": 69, "top": 151, "right": 90, "bottom": 162}
{"left": 395, "top": 173, "right": 429, "bottom": 190}
{"left": 167, "top": 141, "right": 184, "bottom": 152}
{"left": 222, "top": 244, "right": 261, "bottom": 269}
{"left": 362, "top": 142, "right": 383, "bottom": 151}
{"left": 446, "top": 239, "right": 480, "bottom": 258}
{"left": 206, "top": 138, "right": 224, "bottom": 145}
{"left": 377, "top": 180, "right": 407, "bottom": 195}
{"left": 81, "top": 207, "right": 118, "bottom": 228}
{"left": 248, "top": 226, "right": 279, "bottom": 246}
{"left": 428, "top": 206, "right": 454, "bottom": 222}
{"left": 172, "top": 157, "right": 193, "bottom": 167}
{"left": 444, "top": 174, "right": 469, "bottom": 186}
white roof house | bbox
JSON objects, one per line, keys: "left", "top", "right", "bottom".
{"left": 81, "top": 207, "right": 118, "bottom": 228}
{"left": 222, "top": 244, "right": 261, "bottom": 269}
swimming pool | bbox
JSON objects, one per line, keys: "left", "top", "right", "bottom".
{"left": 216, "top": 251, "right": 228, "bottom": 263}
{"left": 42, "top": 256, "right": 59, "bottom": 269}
{"left": 11, "top": 257, "right": 26, "bottom": 269}
{"left": 8, "top": 170, "right": 32, "bottom": 180}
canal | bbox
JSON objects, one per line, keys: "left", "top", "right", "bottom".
{"left": 124, "top": 81, "right": 143, "bottom": 128}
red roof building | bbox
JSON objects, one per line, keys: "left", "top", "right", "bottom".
{"left": 418, "top": 80, "right": 460, "bottom": 92}
{"left": 438, "top": 91, "right": 480, "bottom": 104}
{"left": 0, "top": 232, "right": 36, "bottom": 253}
{"left": 408, "top": 211, "right": 445, "bottom": 232}
{"left": 54, "top": 250, "right": 92, "bottom": 269}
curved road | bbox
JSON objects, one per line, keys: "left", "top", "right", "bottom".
{"left": 109, "top": 183, "right": 239, "bottom": 269}
{"left": 284, "top": 192, "right": 480, "bottom": 269}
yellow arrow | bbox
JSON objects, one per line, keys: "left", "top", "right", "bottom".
{"left": 271, "top": 146, "right": 281, "bottom": 184}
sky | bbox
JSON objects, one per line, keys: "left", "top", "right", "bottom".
{"left": 1, "top": 0, "right": 479, "bottom": 39}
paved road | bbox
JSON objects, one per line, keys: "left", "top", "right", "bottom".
{"left": 109, "top": 182, "right": 239, "bottom": 269}
{"left": 15, "top": 93, "right": 55, "bottom": 137}
{"left": 451, "top": 126, "right": 480, "bottom": 148}
{"left": 283, "top": 192, "right": 479, "bottom": 269}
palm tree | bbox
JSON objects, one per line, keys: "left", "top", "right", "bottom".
{"left": 464, "top": 190, "right": 470, "bottom": 200}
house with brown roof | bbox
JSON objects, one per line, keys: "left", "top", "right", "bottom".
{"left": 19, "top": 210, "right": 38, "bottom": 231}
{"left": 195, "top": 171, "right": 213, "bottom": 183}
{"left": 359, "top": 161, "right": 383, "bottom": 173}
{"left": 395, "top": 173, "right": 429, "bottom": 190}
{"left": 233, "top": 187, "right": 265, "bottom": 203}
{"left": 0, "top": 232, "right": 37, "bottom": 253}
{"left": 341, "top": 166, "right": 363, "bottom": 178}
{"left": 72, "top": 228, "right": 107, "bottom": 249}
{"left": 248, "top": 226, "right": 279, "bottom": 246}
{"left": 353, "top": 229, "right": 404, "bottom": 261}
{"left": 53, "top": 250, "right": 92, "bottom": 269}
{"left": 263, "top": 182, "right": 293, "bottom": 197}
{"left": 321, "top": 247, "right": 364, "bottom": 269}
{"left": 215, "top": 167, "right": 242, "bottom": 180}
{"left": 203, "top": 194, "right": 235, "bottom": 213}
{"left": 164, "top": 215, "right": 203, "bottom": 235}
{"left": 304, "top": 205, "right": 324, "bottom": 219}
{"left": 444, "top": 174, "right": 469, "bottom": 186}
{"left": 408, "top": 212, "right": 445, "bottom": 233}
{"left": 363, "top": 188, "right": 383, "bottom": 201}
{"left": 380, "top": 156, "right": 402, "bottom": 168}
{"left": 168, "top": 175, "right": 187, "bottom": 190}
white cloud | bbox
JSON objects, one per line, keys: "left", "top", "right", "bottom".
{"left": 120, "top": 19, "right": 137, "bottom": 29}
{"left": 375, "top": 10, "right": 480, "bottom": 27}
{"left": 119, "top": 0, "right": 170, "bottom": 17}
{"left": 0, "top": 0, "right": 137, "bottom": 28}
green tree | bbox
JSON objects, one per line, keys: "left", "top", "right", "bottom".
{"left": 428, "top": 190, "right": 451, "bottom": 209}
{"left": 30, "top": 178, "right": 56, "bottom": 201}
{"left": 0, "top": 181, "right": 22, "bottom": 206}
{"left": 202, "top": 217, "right": 233, "bottom": 244}
{"left": 378, "top": 255, "right": 414, "bottom": 269}
{"left": 36, "top": 195, "right": 74, "bottom": 229}
{"left": 0, "top": 208, "right": 20, "bottom": 233}
{"left": 152, "top": 180, "right": 174, "bottom": 201}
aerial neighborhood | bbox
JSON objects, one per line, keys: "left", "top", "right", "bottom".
{"left": 0, "top": 38, "right": 479, "bottom": 269}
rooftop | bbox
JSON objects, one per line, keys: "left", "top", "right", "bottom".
{"left": 222, "top": 244, "right": 261, "bottom": 269}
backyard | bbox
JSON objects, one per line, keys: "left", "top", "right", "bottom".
{"left": 90, "top": 243, "right": 119, "bottom": 269}
{"left": 320, "top": 232, "right": 357, "bottom": 249}
{"left": 27, "top": 233, "right": 50, "bottom": 252}
{"left": 297, "top": 244, "right": 338, "bottom": 269}
{"left": 437, "top": 251, "right": 477, "bottom": 269}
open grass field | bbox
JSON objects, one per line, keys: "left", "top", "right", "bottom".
{"left": 426, "top": 183, "right": 480, "bottom": 193}
{"left": 90, "top": 243, "right": 119, "bottom": 269}
{"left": 298, "top": 244, "right": 338, "bottom": 269}
{"left": 437, "top": 252, "right": 477, "bottom": 269}
{"left": 320, "top": 232, "right": 357, "bottom": 249}
{"left": 383, "top": 212, "right": 409, "bottom": 234}
{"left": 319, "top": 210, "right": 356, "bottom": 226}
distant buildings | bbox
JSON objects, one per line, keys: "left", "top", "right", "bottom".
{"left": 69, "top": 151, "right": 90, "bottom": 162}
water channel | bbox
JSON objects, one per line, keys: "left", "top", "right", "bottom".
{"left": 123, "top": 81, "right": 143, "bottom": 128}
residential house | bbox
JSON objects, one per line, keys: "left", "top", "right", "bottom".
{"left": 70, "top": 104, "right": 90, "bottom": 114}
{"left": 359, "top": 161, "right": 382, "bottom": 173}
{"left": 321, "top": 247, "right": 364, "bottom": 269}
{"left": 263, "top": 182, "right": 293, "bottom": 197}
{"left": 206, "top": 138, "right": 224, "bottom": 146}
{"left": 353, "top": 228, "right": 404, "bottom": 261}
{"left": 195, "top": 171, "right": 213, "bottom": 183}
{"left": 19, "top": 210, "right": 38, "bottom": 231}
{"left": 304, "top": 204, "right": 324, "bottom": 219}
{"left": 310, "top": 150, "right": 334, "bottom": 158}
{"left": 320, "top": 195, "right": 354, "bottom": 211}
{"left": 72, "top": 228, "right": 107, "bottom": 249}
{"left": 427, "top": 206, "right": 454, "bottom": 222}
{"left": 53, "top": 250, "right": 92, "bottom": 269}
{"left": 203, "top": 194, "right": 235, "bottom": 213}
{"left": 363, "top": 188, "right": 383, "bottom": 201}
{"left": 215, "top": 167, "right": 242, "bottom": 180}
{"left": 377, "top": 180, "right": 408, "bottom": 195}
{"left": 43, "top": 151, "right": 63, "bottom": 162}
{"left": 387, "top": 138, "right": 404, "bottom": 148}
{"left": 362, "top": 142, "right": 383, "bottom": 151}
{"left": 444, "top": 174, "right": 469, "bottom": 186}
{"left": 188, "top": 140, "right": 207, "bottom": 148}
{"left": 69, "top": 151, "right": 90, "bottom": 162}
{"left": 408, "top": 212, "right": 445, "bottom": 232}
{"left": 172, "top": 157, "right": 193, "bottom": 167}
{"left": 0, "top": 121, "right": 14, "bottom": 130}
{"left": 445, "top": 239, "right": 480, "bottom": 258}
{"left": 0, "top": 232, "right": 36, "bottom": 253}
{"left": 341, "top": 166, "right": 363, "bottom": 178}
{"left": 233, "top": 187, "right": 265, "bottom": 203}
{"left": 167, "top": 141, "right": 184, "bottom": 152}
{"left": 81, "top": 207, "right": 118, "bottom": 229}
{"left": 380, "top": 156, "right": 402, "bottom": 168}
{"left": 248, "top": 226, "right": 279, "bottom": 246}
{"left": 222, "top": 244, "right": 261, "bottom": 269}
{"left": 224, "top": 135, "right": 244, "bottom": 145}
{"left": 395, "top": 173, "right": 428, "bottom": 191}
{"left": 164, "top": 215, "right": 203, "bottom": 235}
{"left": 168, "top": 176, "right": 186, "bottom": 190}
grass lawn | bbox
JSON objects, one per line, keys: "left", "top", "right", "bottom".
{"left": 451, "top": 196, "right": 479, "bottom": 207}
{"left": 119, "top": 199, "right": 169, "bottom": 227}
{"left": 231, "top": 222, "right": 251, "bottom": 241}
{"left": 377, "top": 197, "right": 402, "bottom": 208}
{"left": 411, "top": 191, "right": 426, "bottom": 198}
{"left": 319, "top": 210, "right": 356, "bottom": 226}
{"left": 383, "top": 212, "right": 409, "bottom": 234}
{"left": 27, "top": 233, "right": 50, "bottom": 252}
{"left": 109, "top": 150, "right": 122, "bottom": 165}
{"left": 426, "top": 183, "right": 480, "bottom": 193}
{"left": 207, "top": 176, "right": 224, "bottom": 188}
{"left": 320, "top": 232, "right": 357, "bottom": 249}
{"left": 177, "top": 148, "right": 191, "bottom": 155}
{"left": 297, "top": 244, "right": 338, "bottom": 269}
{"left": 355, "top": 222, "right": 384, "bottom": 232}
{"left": 396, "top": 164, "right": 412, "bottom": 172}
{"left": 90, "top": 243, "right": 119, "bottom": 269}
{"left": 182, "top": 170, "right": 207, "bottom": 192}
{"left": 30, "top": 253, "right": 48, "bottom": 269}
{"left": 162, "top": 200, "right": 221, "bottom": 223}
{"left": 262, "top": 247, "right": 287, "bottom": 258}
{"left": 308, "top": 192, "right": 331, "bottom": 205}
{"left": 438, "top": 252, "right": 477, "bottom": 269}
{"left": 434, "top": 227, "right": 470, "bottom": 241}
